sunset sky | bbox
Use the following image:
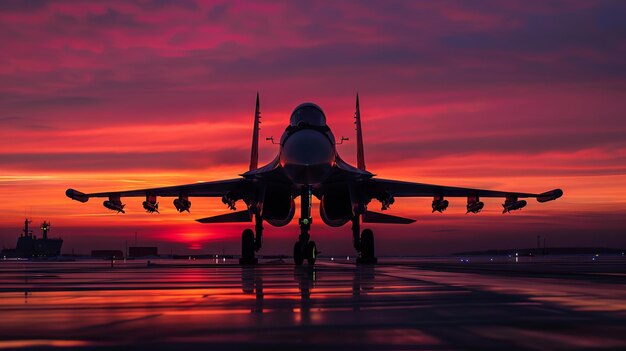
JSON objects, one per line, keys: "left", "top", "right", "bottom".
{"left": 1, "top": 0, "right": 625, "bottom": 255}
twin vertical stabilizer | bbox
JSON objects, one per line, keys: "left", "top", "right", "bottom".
{"left": 249, "top": 92, "right": 261, "bottom": 171}
{"left": 355, "top": 93, "right": 366, "bottom": 171}
{"left": 250, "top": 93, "right": 365, "bottom": 172}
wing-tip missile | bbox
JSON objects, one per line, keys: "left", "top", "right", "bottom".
{"left": 66, "top": 189, "right": 89, "bottom": 203}
{"left": 537, "top": 189, "right": 563, "bottom": 203}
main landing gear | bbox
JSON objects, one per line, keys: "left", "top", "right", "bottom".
{"left": 240, "top": 188, "right": 377, "bottom": 266}
{"left": 293, "top": 186, "right": 318, "bottom": 266}
{"left": 240, "top": 213, "right": 263, "bottom": 265}
{"left": 352, "top": 215, "right": 378, "bottom": 264}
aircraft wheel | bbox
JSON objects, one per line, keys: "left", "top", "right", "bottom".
{"left": 357, "top": 229, "right": 377, "bottom": 264}
{"left": 239, "top": 229, "right": 257, "bottom": 264}
{"left": 293, "top": 241, "right": 305, "bottom": 266}
{"left": 306, "top": 241, "right": 317, "bottom": 265}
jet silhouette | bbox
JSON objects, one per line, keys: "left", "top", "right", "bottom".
{"left": 67, "top": 94, "right": 563, "bottom": 265}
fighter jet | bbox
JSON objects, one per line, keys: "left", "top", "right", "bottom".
{"left": 66, "top": 94, "right": 563, "bottom": 265}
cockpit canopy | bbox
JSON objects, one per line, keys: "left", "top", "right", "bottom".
{"left": 290, "top": 102, "right": 326, "bottom": 127}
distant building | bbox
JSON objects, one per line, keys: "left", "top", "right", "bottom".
{"left": 1, "top": 219, "right": 63, "bottom": 258}
{"left": 91, "top": 250, "right": 124, "bottom": 259}
{"left": 129, "top": 246, "right": 158, "bottom": 257}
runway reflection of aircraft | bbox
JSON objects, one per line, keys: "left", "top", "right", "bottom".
{"left": 66, "top": 94, "right": 564, "bottom": 265}
{"left": 241, "top": 266, "right": 264, "bottom": 314}
{"left": 294, "top": 266, "right": 316, "bottom": 300}
{"left": 352, "top": 265, "right": 375, "bottom": 297}
{"left": 294, "top": 266, "right": 316, "bottom": 324}
{"left": 240, "top": 265, "right": 376, "bottom": 318}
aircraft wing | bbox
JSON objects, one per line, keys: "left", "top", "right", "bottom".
{"left": 370, "top": 178, "right": 562, "bottom": 200}
{"left": 66, "top": 178, "right": 250, "bottom": 200}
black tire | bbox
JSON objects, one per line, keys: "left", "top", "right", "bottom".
{"left": 293, "top": 241, "right": 304, "bottom": 266}
{"left": 306, "top": 241, "right": 317, "bottom": 265}
{"left": 241, "top": 229, "right": 255, "bottom": 261}
{"left": 360, "top": 229, "right": 375, "bottom": 260}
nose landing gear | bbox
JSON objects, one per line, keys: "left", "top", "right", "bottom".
{"left": 294, "top": 240, "right": 317, "bottom": 266}
{"left": 293, "top": 186, "right": 318, "bottom": 265}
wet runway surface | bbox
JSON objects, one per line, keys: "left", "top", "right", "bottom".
{"left": 1, "top": 256, "right": 626, "bottom": 350}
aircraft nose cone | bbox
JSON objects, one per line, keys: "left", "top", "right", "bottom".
{"left": 280, "top": 129, "right": 335, "bottom": 184}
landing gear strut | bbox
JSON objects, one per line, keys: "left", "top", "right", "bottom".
{"left": 240, "top": 213, "right": 263, "bottom": 265}
{"left": 353, "top": 214, "right": 378, "bottom": 264}
{"left": 294, "top": 186, "right": 317, "bottom": 265}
